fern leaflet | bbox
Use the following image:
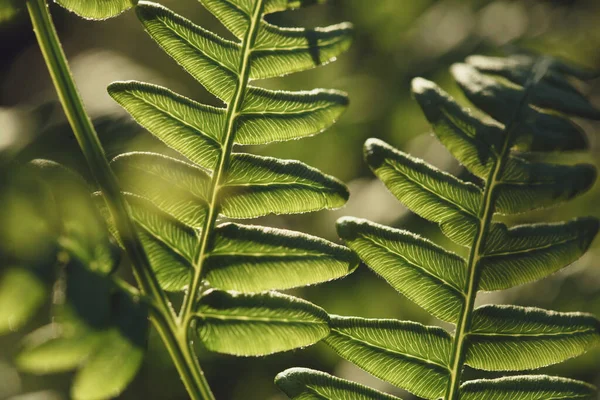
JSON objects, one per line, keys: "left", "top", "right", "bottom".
{"left": 277, "top": 54, "right": 600, "bottom": 399}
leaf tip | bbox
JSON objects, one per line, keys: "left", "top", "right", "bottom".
{"left": 363, "top": 138, "right": 389, "bottom": 169}
{"left": 411, "top": 77, "right": 437, "bottom": 96}
{"left": 336, "top": 216, "right": 363, "bottom": 241}
{"left": 275, "top": 367, "right": 306, "bottom": 396}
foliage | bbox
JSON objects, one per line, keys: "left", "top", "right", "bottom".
{"left": 1, "top": 0, "right": 356, "bottom": 398}
{"left": 277, "top": 54, "right": 600, "bottom": 399}
{"left": 105, "top": 0, "right": 356, "bottom": 356}
{"left": 0, "top": 160, "right": 147, "bottom": 400}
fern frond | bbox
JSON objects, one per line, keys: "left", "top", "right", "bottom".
{"left": 105, "top": 0, "right": 356, "bottom": 359}
{"left": 278, "top": 54, "right": 600, "bottom": 399}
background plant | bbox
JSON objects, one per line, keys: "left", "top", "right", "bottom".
{"left": 0, "top": 0, "right": 357, "bottom": 399}
{"left": 276, "top": 54, "right": 600, "bottom": 399}
{"left": 2, "top": 1, "right": 600, "bottom": 399}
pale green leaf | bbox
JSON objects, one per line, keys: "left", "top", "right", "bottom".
{"left": 16, "top": 327, "right": 102, "bottom": 373}
{"left": 95, "top": 193, "right": 194, "bottom": 291}
{"left": 16, "top": 279, "right": 147, "bottom": 400}
{"left": 108, "top": 81, "right": 224, "bottom": 170}
{"left": 111, "top": 152, "right": 210, "bottom": 227}
{"left": 205, "top": 222, "right": 358, "bottom": 292}
{"left": 236, "top": 89, "right": 348, "bottom": 145}
{"left": 460, "top": 375, "right": 597, "bottom": 400}
{"left": 265, "top": 0, "right": 330, "bottom": 14}
{"left": 136, "top": 1, "right": 240, "bottom": 102}
{"left": 364, "top": 138, "right": 481, "bottom": 246}
{"left": 71, "top": 292, "right": 147, "bottom": 400}
{"left": 28, "top": 160, "right": 117, "bottom": 275}
{"left": 0, "top": 0, "right": 20, "bottom": 23}
{"left": 0, "top": 268, "right": 47, "bottom": 334}
{"left": 196, "top": 290, "right": 329, "bottom": 356}
{"left": 337, "top": 217, "right": 466, "bottom": 323}
{"left": 221, "top": 153, "right": 349, "bottom": 218}
{"left": 466, "top": 305, "right": 600, "bottom": 371}
{"left": 56, "top": 0, "right": 134, "bottom": 20}
{"left": 198, "top": 0, "right": 249, "bottom": 38}
{"left": 126, "top": 194, "right": 196, "bottom": 291}
{"left": 276, "top": 368, "right": 402, "bottom": 400}
{"left": 250, "top": 22, "right": 353, "bottom": 79}
{"left": 325, "top": 316, "right": 451, "bottom": 400}
{"left": 479, "top": 218, "right": 599, "bottom": 291}
{"left": 198, "top": 0, "right": 332, "bottom": 40}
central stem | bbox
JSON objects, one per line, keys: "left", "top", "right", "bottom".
{"left": 444, "top": 60, "right": 550, "bottom": 400}
{"left": 180, "top": 0, "right": 265, "bottom": 330}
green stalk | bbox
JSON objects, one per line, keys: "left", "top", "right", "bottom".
{"left": 180, "top": 0, "right": 265, "bottom": 326}
{"left": 444, "top": 59, "right": 551, "bottom": 400}
{"left": 25, "top": 1, "right": 214, "bottom": 399}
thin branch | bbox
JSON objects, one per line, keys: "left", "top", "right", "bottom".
{"left": 25, "top": 1, "right": 214, "bottom": 398}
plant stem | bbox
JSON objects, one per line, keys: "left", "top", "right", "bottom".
{"left": 25, "top": 1, "right": 214, "bottom": 399}
{"left": 180, "top": 0, "right": 265, "bottom": 327}
{"left": 444, "top": 59, "right": 551, "bottom": 400}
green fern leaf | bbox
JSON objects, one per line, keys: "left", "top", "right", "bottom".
{"left": 111, "top": 152, "right": 210, "bottom": 227}
{"left": 136, "top": 2, "right": 239, "bottom": 102}
{"left": 16, "top": 265, "right": 147, "bottom": 400}
{"left": 337, "top": 217, "right": 466, "bottom": 323}
{"left": 364, "top": 138, "right": 481, "bottom": 246}
{"left": 286, "top": 54, "right": 600, "bottom": 400}
{"left": 56, "top": 0, "right": 135, "bottom": 20}
{"left": 479, "top": 219, "right": 599, "bottom": 291}
{"left": 108, "top": 82, "right": 224, "bottom": 170}
{"left": 106, "top": 0, "right": 355, "bottom": 369}
{"left": 324, "top": 316, "right": 452, "bottom": 399}
{"left": 250, "top": 22, "right": 352, "bottom": 79}
{"left": 460, "top": 376, "right": 597, "bottom": 400}
{"left": 222, "top": 154, "right": 349, "bottom": 218}
{"left": 196, "top": 290, "right": 329, "bottom": 356}
{"left": 205, "top": 222, "right": 358, "bottom": 292}
{"left": 235, "top": 90, "right": 348, "bottom": 145}
{"left": 466, "top": 305, "right": 600, "bottom": 371}
{"left": 276, "top": 368, "right": 402, "bottom": 399}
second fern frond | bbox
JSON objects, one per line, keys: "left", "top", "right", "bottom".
{"left": 277, "top": 54, "right": 600, "bottom": 400}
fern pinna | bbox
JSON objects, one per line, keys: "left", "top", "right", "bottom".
{"left": 106, "top": 0, "right": 357, "bottom": 372}
{"left": 276, "top": 54, "right": 600, "bottom": 399}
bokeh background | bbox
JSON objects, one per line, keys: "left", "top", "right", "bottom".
{"left": 1, "top": 0, "right": 600, "bottom": 399}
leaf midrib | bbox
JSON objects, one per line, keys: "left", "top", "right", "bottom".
{"left": 482, "top": 235, "right": 581, "bottom": 258}
{"left": 181, "top": 0, "right": 267, "bottom": 326}
{"left": 210, "top": 252, "right": 326, "bottom": 257}
{"left": 469, "top": 329, "right": 597, "bottom": 337}
{"left": 445, "top": 59, "right": 552, "bottom": 400}
{"left": 197, "top": 313, "right": 323, "bottom": 325}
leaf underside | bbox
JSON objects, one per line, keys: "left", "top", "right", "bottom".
{"left": 105, "top": 0, "right": 356, "bottom": 360}
{"left": 279, "top": 54, "right": 600, "bottom": 399}
{"left": 56, "top": 0, "right": 135, "bottom": 20}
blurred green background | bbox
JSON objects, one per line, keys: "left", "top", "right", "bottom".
{"left": 1, "top": 0, "right": 600, "bottom": 399}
